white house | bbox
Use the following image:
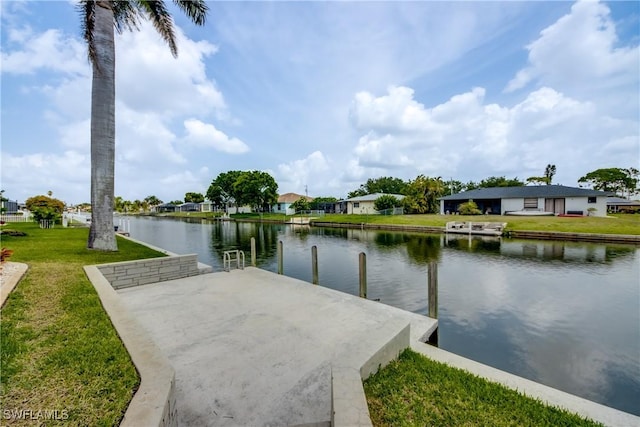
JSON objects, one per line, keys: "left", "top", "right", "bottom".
{"left": 272, "top": 193, "right": 313, "bottom": 215}
{"left": 439, "top": 185, "right": 611, "bottom": 217}
{"left": 342, "top": 193, "right": 405, "bottom": 215}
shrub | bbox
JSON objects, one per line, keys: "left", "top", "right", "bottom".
{"left": 290, "top": 198, "right": 311, "bottom": 213}
{"left": 1, "top": 247, "right": 14, "bottom": 262}
{"left": 458, "top": 200, "right": 482, "bottom": 215}
{"left": 374, "top": 195, "right": 401, "bottom": 212}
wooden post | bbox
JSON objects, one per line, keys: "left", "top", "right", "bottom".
{"left": 277, "top": 240, "right": 283, "bottom": 275}
{"left": 250, "top": 237, "right": 256, "bottom": 266}
{"left": 428, "top": 261, "right": 438, "bottom": 319}
{"left": 359, "top": 252, "right": 367, "bottom": 298}
{"left": 312, "top": 245, "right": 319, "bottom": 285}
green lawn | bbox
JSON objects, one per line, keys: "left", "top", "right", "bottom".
{"left": 364, "top": 349, "right": 603, "bottom": 427}
{"left": 313, "top": 213, "right": 640, "bottom": 235}
{"left": 1, "top": 223, "right": 165, "bottom": 426}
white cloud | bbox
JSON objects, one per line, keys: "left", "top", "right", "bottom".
{"left": 346, "top": 84, "right": 638, "bottom": 185}
{"left": 0, "top": 150, "right": 89, "bottom": 203}
{"left": 116, "top": 105, "right": 185, "bottom": 165}
{"left": 505, "top": 0, "right": 639, "bottom": 97}
{"left": 182, "top": 119, "right": 249, "bottom": 154}
{"left": 115, "top": 22, "right": 226, "bottom": 120}
{"left": 0, "top": 28, "right": 88, "bottom": 76}
{"left": 276, "top": 151, "right": 332, "bottom": 195}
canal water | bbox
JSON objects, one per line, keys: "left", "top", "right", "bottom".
{"left": 123, "top": 216, "right": 639, "bottom": 416}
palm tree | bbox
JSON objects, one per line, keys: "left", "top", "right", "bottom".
{"left": 80, "top": 0, "right": 208, "bottom": 250}
{"left": 544, "top": 164, "right": 556, "bottom": 185}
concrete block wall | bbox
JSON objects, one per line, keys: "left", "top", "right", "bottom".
{"left": 97, "top": 254, "right": 200, "bottom": 289}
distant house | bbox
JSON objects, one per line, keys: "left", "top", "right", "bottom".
{"left": 342, "top": 193, "right": 405, "bottom": 215}
{"left": 606, "top": 197, "right": 640, "bottom": 213}
{"left": 155, "top": 203, "right": 176, "bottom": 213}
{"left": 179, "top": 202, "right": 200, "bottom": 212}
{"left": 1, "top": 199, "right": 19, "bottom": 214}
{"left": 272, "top": 193, "right": 314, "bottom": 215}
{"left": 439, "top": 185, "right": 611, "bottom": 217}
{"left": 200, "top": 201, "right": 213, "bottom": 212}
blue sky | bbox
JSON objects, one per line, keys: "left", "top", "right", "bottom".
{"left": 1, "top": 0, "right": 638, "bottom": 205}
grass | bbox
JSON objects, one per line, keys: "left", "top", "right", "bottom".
{"left": 1, "top": 222, "right": 165, "bottom": 426}
{"left": 364, "top": 349, "right": 603, "bottom": 427}
{"left": 312, "top": 213, "right": 640, "bottom": 235}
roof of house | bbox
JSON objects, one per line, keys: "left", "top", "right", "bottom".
{"left": 439, "top": 185, "right": 611, "bottom": 201}
{"left": 607, "top": 197, "right": 640, "bottom": 206}
{"left": 345, "top": 193, "right": 406, "bottom": 202}
{"left": 277, "top": 192, "right": 314, "bottom": 203}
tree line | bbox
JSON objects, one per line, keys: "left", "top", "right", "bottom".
{"left": 104, "top": 165, "right": 639, "bottom": 215}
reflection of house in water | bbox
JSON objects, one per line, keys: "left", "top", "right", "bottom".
{"left": 501, "top": 241, "right": 611, "bottom": 263}
{"left": 443, "top": 235, "right": 636, "bottom": 264}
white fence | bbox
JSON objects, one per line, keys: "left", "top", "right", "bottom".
{"left": 0, "top": 214, "right": 31, "bottom": 223}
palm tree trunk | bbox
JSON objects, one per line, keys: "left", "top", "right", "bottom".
{"left": 88, "top": 1, "right": 117, "bottom": 251}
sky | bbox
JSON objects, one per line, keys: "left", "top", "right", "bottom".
{"left": 1, "top": 0, "right": 639, "bottom": 205}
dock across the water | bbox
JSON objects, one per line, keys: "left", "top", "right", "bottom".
{"left": 445, "top": 221, "right": 506, "bottom": 236}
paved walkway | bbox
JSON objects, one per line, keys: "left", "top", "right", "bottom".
{"left": 117, "top": 267, "right": 437, "bottom": 426}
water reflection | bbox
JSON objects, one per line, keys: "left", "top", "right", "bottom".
{"left": 126, "top": 217, "right": 639, "bottom": 415}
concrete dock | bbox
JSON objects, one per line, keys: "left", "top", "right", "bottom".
{"left": 117, "top": 267, "right": 437, "bottom": 426}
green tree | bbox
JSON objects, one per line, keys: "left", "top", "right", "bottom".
{"left": 477, "top": 176, "right": 524, "bottom": 188}
{"left": 81, "top": 0, "right": 208, "bottom": 251}
{"left": 443, "top": 179, "right": 465, "bottom": 195}
{"left": 526, "top": 177, "right": 548, "bottom": 185}
{"left": 144, "top": 195, "right": 162, "bottom": 207}
{"left": 290, "top": 197, "right": 311, "bottom": 213}
{"left": 169, "top": 200, "right": 184, "bottom": 205}
{"left": 374, "top": 194, "right": 401, "bottom": 212}
{"left": 527, "top": 164, "right": 556, "bottom": 185}
{"left": 114, "top": 195, "right": 125, "bottom": 212}
{"left": 403, "top": 175, "right": 446, "bottom": 214}
{"left": 544, "top": 164, "right": 556, "bottom": 184}
{"left": 233, "top": 171, "right": 278, "bottom": 212}
{"left": 578, "top": 167, "right": 639, "bottom": 197}
{"left": 348, "top": 176, "right": 407, "bottom": 198}
{"left": 184, "top": 192, "right": 204, "bottom": 203}
{"left": 206, "top": 170, "right": 244, "bottom": 210}
{"left": 25, "top": 195, "right": 65, "bottom": 223}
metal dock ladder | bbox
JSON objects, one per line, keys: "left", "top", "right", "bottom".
{"left": 223, "top": 250, "right": 245, "bottom": 272}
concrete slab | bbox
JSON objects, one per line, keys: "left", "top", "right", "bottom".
{"left": 1, "top": 262, "right": 28, "bottom": 308}
{"left": 117, "top": 267, "right": 437, "bottom": 426}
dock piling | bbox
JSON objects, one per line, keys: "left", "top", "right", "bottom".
{"left": 277, "top": 240, "right": 283, "bottom": 275}
{"left": 359, "top": 252, "right": 367, "bottom": 299}
{"left": 428, "top": 261, "right": 438, "bottom": 318}
{"left": 312, "top": 245, "right": 318, "bottom": 285}
{"left": 250, "top": 237, "right": 256, "bottom": 266}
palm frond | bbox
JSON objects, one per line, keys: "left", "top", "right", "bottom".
{"left": 77, "top": 0, "right": 96, "bottom": 64}
{"left": 112, "top": 1, "right": 141, "bottom": 34}
{"left": 173, "top": 0, "right": 208, "bottom": 26}
{"left": 136, "top": 0, "right": 178, "bottom": 57}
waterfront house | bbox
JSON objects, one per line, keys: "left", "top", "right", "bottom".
{"left": 154, "top": 203, "right": 176, "bottom": 213}
{"left": 342, "top": 193, "right": 405, "bottom": 215}
{"left": 606, "top": 197, "right": 640, "bottom": 213}
{"left": 179, "top": 202, "right": 200, "bottom": 212}
{"left": 272, "top": 193, "right": 314, "bottom": 215}
{"left": 439, "top": 185, "right": 611, "bottom": 217}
